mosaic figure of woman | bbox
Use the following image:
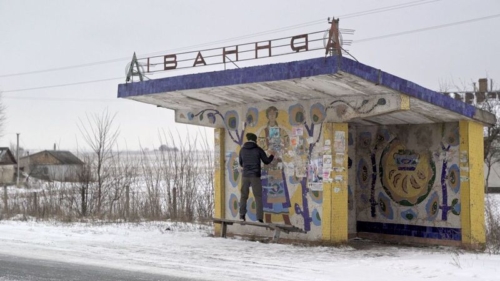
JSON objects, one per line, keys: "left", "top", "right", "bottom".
{"left": 258, "top": 106, "right": 292, "bottom": 225}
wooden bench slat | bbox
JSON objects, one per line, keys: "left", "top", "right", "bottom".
{"left": 212, "top": 217, "right": 306, "bottom": 235}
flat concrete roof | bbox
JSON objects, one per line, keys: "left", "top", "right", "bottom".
{"left": 117, "top": 56, "right": 495, "bottom": 126}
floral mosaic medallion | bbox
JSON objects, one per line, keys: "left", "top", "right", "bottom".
{"left": 228, "top": 193, "right": 239, "bottom": 218}
{"left": 379, "top": 141, "right": 435, "bottom": 206}
{"left": 247, "top": 197, "right": 257, "bottom": 221}
{"left": 226, "top": 152, "right": 240, "bottom": 187}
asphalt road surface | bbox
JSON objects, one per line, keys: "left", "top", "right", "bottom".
{"left": 0, "top": 254, "right": 198, "bottom": 281}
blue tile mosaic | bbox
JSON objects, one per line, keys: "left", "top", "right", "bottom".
{"left": 357, "top": 221, "right": 462, "bottom": 241}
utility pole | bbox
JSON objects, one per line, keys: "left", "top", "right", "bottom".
{"left": 16, "top": 133, "right": 20, "bottom": 186}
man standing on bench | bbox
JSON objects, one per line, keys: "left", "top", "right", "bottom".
{"left": 239, "top": 133, "right": 274, "bottom": 223}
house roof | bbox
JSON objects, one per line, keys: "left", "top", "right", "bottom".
{"left": 21, "top": 150, "right": 84, "bottom": 165}
{"left": 0, "top": 147, "right": 17, "bottom": 165}
{"left": 117, "top": 56, "right": 496, "bottom": 126}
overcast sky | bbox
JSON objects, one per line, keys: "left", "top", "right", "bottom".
{"left": 0, "top": 0, "right": 499, "bottom": 152}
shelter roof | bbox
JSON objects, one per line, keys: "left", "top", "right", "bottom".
{"left": 117, "top": 56, "right": 495, "bottom": 126}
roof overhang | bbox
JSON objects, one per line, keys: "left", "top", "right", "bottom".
{"left": 117, "top": 56, "right": 496, "bottom": 127}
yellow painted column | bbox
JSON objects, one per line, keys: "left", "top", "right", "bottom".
{"left": 459, "top": 120, "right": 485, "bottom": 248}
{"left": 322, "top": 123, "right": 349, "bottom": 243}
{"left": 214, "top": 128, "right": 225, "bottom": 236}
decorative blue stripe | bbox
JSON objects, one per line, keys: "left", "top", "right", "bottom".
{"left": 117, "top": 56, "right": 476, "bottom": 118}
{"left": 339, "top": 57, "right": 476, "bottom": 118}
{"left": 357, "top": 221, "right": 461, "bottom": 241}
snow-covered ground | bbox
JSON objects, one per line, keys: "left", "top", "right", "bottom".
{"left": 0, "top": 219, "right": 499, "bottom": 281}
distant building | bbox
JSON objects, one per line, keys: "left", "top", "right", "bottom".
{"left": 0, "top": 147, "right": 17, "bottom": 185}
{"left": 486, "top": 163, "right": 500, "bottom": 193}
{"left": 19, "top": 150, "right": 84, "bottom": 182}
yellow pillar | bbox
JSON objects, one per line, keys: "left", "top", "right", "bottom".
{"left": 459, "top": 120, "right": 485, "bottom": 248}
{"left": 322, "top": 123, "right": 349, "bottom": 243}
{"left": 214, "top": 128, "right": 225, "bottom": 236}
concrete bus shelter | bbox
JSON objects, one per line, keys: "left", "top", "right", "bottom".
{"left": 118, "top": 56, "right": 495, "bottom": 248}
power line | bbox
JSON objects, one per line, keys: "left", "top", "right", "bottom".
{"left": 340, "top": 0, "right": 440, "bottom": 19}
{"left": 355, "top": 13, "right": 500, "bottom": 43}
{"left": 0, "top": 0, "right": 440, "bottom": 78}
{"left": 2, "top": 77, "right": 123, "bottom": 93}
{"left": 3, "top": 96, "right": 118, "bottom": 102}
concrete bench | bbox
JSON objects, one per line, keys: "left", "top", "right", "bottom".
{"left": 212, "top": 218, "right": 306, "bottom": 242}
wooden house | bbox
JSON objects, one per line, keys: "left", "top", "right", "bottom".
{"left": 19, "top": 150, "right": 84, "bottom": 182}
{"left": 0, "top": 147, "right": 17, "bottom": 185}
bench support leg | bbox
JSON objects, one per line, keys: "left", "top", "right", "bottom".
{"left": 272, "top": 228, "right": 281, "bottom": 243}
{"left": 221, "top": 223, "right": 228, "bottom": 238}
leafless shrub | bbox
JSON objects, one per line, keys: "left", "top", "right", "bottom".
{"left": 0, "top": 128, "right": 214, "bottom": 224}
{"left": 485, "top": 195, "right": 500, "bottom": 254}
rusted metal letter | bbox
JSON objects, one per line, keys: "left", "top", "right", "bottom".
{"left": 164, "top": 54, "right": 177, "bottom": 70}
{"left": 290, "top": 34, "right": 308, "bottom": 52}
{"left": 255, "top": 41, "right": 271, "bottom": 59}
{"left": 193, "top": 52, "right": 207, "bottom": 67}
{"left": 325, "top": 18, "right": 342, "bottom": 56}
{"left": 223, "top": 46, "right": 238, "bottom": 63}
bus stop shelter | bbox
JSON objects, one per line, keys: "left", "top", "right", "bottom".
{"left": 118, "top": 55, "right": 495, "bottom": 248}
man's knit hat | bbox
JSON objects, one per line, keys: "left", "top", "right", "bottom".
{"left": 246, "top": 133, "right": 257, "bottom": 142}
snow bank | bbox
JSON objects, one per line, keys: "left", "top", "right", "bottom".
{"left": 0, "top": 219, "right": 499, "bottom": 281}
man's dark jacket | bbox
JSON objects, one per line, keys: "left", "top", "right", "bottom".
{"left": 239, "top": 141, "right": 274, "bottom": 177}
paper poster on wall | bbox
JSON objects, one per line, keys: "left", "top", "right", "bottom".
{"left": 334, "top": 131, "right": 346, "bottom": 152}
{"left": 269, "top": 127, "right": 281, "bottom": 151}
{"left": 308, "top": 183, "right": 323, "bottom": 191}
{"left": 269, "top": 127, "right": 280, "bottom": 139}
{"left": 323, "top": 155, "right": 332, "bottom": 167}
{"left": 323, "top": 145, "right": 331, "bottom": 154}
{"left": 290, "top": 136, "right": 299, "bottom": 147}
{"left": 333, "top": 167, "right": 345, "bottom": 173}
{"left": 335, "top": 153, "right": 345, "bottom": 165}
{"left": 324, "top": 139, "right": 331, "bottom": 146}
{"left": 308, "top": 157, "right": 323, "bottom": 183}
{"left": 322, "top": 170, "right": 331, "bottom": 180}
{"left": 292, "top": 126, "right": 304, "bottom": 136}
{"left": 295, "top": 164, "right": 307, "bottom": 178}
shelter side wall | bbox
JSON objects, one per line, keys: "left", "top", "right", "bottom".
{"left": 348, "top": 127, "right": 357, "bottom": 235}
{"left": 201, "top": 101, "right": 329, "bottom": 240}
{"left": 0, "top": 165, "right": 16, "bottom": 185}
{"left": 355, "top": 122, "right": 462, "bottom": 243}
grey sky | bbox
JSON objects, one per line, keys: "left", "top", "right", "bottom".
{"left": 0, "top": 0, "right": 499, "bottom": 152}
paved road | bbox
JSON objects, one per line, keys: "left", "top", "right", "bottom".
{"left": 0, "top": 254, "right": 198, "bottom": 281}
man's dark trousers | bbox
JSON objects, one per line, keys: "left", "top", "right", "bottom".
{"left": 239, "top": 176, "right": 263, "bottom": 221}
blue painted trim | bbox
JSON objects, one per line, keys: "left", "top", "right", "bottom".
{"left": 117, "top": 56, "right": 476, "bottom": 118}
{"left": 357, "top": 221, "right": 461, "bottom": 241}
{"left": 339, "top": 57, "right": 476, "bottom": 119}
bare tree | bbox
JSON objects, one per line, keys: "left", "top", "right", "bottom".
{"left": 78, "top": 110, "right": 119, "bottom": 215}
{"left": 440, "top": 78, "right": 500, "bottom": 193}
{"left": 481, "top": 98, "right": 500, "bottom": 193}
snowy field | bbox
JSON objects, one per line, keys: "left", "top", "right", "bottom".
{"left": 0, "top": 197, "right": 500, "bottom": 280}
